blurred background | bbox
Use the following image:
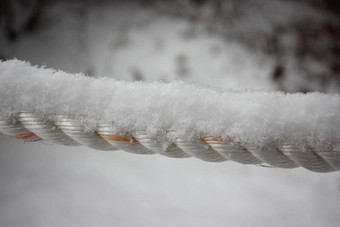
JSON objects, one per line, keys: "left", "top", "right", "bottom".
{"left": 0, "top": 0, "right": 340, "bottom": 226}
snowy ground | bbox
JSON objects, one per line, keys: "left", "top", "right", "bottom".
{"left": 0, "top": 1, "right": 339, "bottom": 226}
{"left": 1, "top": 138, "right": 340, "bottom": 227}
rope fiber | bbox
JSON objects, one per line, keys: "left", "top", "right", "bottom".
{"left": 1, "top": 112, "right": 339, "bottom": 173}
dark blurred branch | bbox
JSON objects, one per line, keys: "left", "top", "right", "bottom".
{"left": 0, "top": 0, "right": 18, "bottom": 42}
{"left": 23, "top": 0, "right": 48, "bottom": 32}
{"left": 0, "top": 0, "right": 51, "bottom": 42}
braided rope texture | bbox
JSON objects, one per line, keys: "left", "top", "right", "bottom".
{"left": 1, "top": 112, "right": 339, "bottom": 173}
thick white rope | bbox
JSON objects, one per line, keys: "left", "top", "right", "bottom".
{"left": 1, "top": 111, "right": 340, "bottom": 172}
{"left": 0, "top": 60, "right": 340, "bottom": 172}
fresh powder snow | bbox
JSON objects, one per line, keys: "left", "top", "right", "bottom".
{"left": 1, "top": 59, "right": 339, "bottom": 150}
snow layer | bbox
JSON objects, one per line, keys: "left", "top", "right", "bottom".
{"left": 1, "top": 59, "right": 339, "bottom": 148}
{"left": 1, "top": 2, "right": 340, "bottom": 226}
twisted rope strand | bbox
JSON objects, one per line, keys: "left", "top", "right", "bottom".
{"left": 1, "top": 112, "right": 339, "bottom": 172}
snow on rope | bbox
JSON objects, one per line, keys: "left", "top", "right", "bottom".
{"left": 1, "top": 59, "right": 340, "bottom": 172}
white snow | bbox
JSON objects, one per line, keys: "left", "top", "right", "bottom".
{"left": 1, "top": 137, "right": 339, "bottom": 227}
{"left": 1, "top": 59, "right": 339, "bottom": 149}
{"left": 0, "top": 1, "right": 339, "bottom": 226}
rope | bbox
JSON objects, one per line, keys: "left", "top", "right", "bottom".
{"left": 1, "top": 112, "right": 339, "bottom": 173}
{"left": 1, "top": 59, "right": 339, "bottom": 173}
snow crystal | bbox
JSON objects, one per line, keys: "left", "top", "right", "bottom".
{"left": 0, "top": 59, "right": 339, "bottom": 148}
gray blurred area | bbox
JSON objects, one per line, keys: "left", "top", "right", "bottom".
{"left": 1, "top": 0, "right": 340, "bottom": 226}
{"left": 1, "top": 137, "right": 340, "bottom": 227}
